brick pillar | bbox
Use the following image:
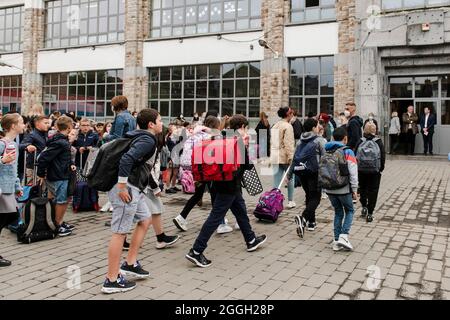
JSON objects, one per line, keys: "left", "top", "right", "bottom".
{"left": 123, "top": 0, "right": 149, "bottom": 112}
{"left": 22, "top": 0, "right": 45, "bottom": 115}
{"left": 335, "top": 0, "right": 357, "bottom": 112}
{"left": 260, "top": 0, "right": 289, "bottom": 122}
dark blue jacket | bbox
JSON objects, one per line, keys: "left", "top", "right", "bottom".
{"left": 37, "top": 132, "right": 74, "bottom": 181}
{"left": 420, "top": 113, "right": 437, "bottom": 134}
{"left": 19, "top": 129, "right": 48, "bottom": 169}
{"left": 347, "top": 116, "right": 363, "bottom": 151}
{"left": 106, "top": 110, "right": 136, "bottom": 142}
{"left": 118, "top": 130, "right": 157, "bottom": 190}
{"left": 73, "top": 130, "right": 99, "bottom": 168}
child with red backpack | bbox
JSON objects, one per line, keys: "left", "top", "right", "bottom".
{"left": 185, "top": 115, "right": 267, "bottom": 268}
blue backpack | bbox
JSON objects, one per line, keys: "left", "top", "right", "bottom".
{"left": 293, "top": 136, "right": 320, "bottom": 175}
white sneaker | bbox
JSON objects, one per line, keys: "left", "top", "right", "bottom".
{"left": 332, "top": 241, "right": 344, "bottom": 252}
{"left": 321, "top": 193, "right": 328, "bottom": 200}
{"left": 217, "top": 224, "right": 233, "bottom": 234}
{"left": 100, "top": 201, "right": 111, "bottom": 212}
{"left": 287, "top": 201, "right": 296, "bottom": 209}
{"left": 173, "top": 215, "right": 188, "bottom": 232}
{"left": 337, "top": 234, "right": 353, "bottom": 251}
{"left": 234, "top": 222, "right": 240, "bottom": 230}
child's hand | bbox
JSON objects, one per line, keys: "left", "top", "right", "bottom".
{"left": 1, "top": 151, "right": 16, "bottom": 164}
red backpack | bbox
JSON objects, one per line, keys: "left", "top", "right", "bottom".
{"left": 191, "top": 136, "right": 242, "bottom": 182}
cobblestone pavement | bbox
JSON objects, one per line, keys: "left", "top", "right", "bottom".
{"left": 1, "top": 159, "right": 450, "bottom": 300}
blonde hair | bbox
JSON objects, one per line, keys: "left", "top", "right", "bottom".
{"left": 1, "top": 113, "right": 21, "bottom": 132}
{"left": 28, "top": 104, "right": 44, "bottom": 117}
{"left": 364, "top": 122, "right": 377, "bottom": 135}
{"left": 391, "top": 111, "right": 398, "bottom": 117}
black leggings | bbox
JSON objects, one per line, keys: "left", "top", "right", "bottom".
{"left": 180, "top": 183, "right": 216, "bottom": 219}
{"left": 0, "top": 212, "right": 18, "bottom": 234}
{"left": 359, "top": 172, "right": 381, "bottom": 215}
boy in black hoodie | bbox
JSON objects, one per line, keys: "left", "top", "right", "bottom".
{"left": 185, "top": 115, "right": 267, "bottom": 268}
{"left": 37, "top": 116, "right": 76, "bottom": 237}
{"left": 20, "top": 115, "right": 49, "bottom": 182}
{"left": 101, "top": 108, "right": 161, "bottom": 294}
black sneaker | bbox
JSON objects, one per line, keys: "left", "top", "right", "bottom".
{"left": 247, "top": 235, "right": 267, "bottom": 252}
{"left": 0, "top": 256, "right": 11, "bottom": 267}
{"left": 61, "top": 222, "right": 75, "bottom": 231}
{"left": 101, "top": 274, "right": 136, "bottom": 294}
{"left": 58, "top": 226, "right": 72, "bottom": 237}
{"left": 156, "top": 234, "right": 180, "bottom": 249}
{"left": 366, "top": 214, "right": 374, "bottom": 223}
{"left": 307, "top": 222, "right": 316, "bottom": 231}
{"left": 123, "top": 240, "right": 130, "bottom": 251}
{"left": 361, "top": 207, "right": 368, "bottom": 218}
{"left": 119, "top": 261, "right": 150, "bottom": 279}
{"left": 185, "top": 249, "right": 212, "bottom": 268}
{"left": 166, "top": 187, "right": 177, "bottom": 194}
{"left": 294, "top": 215, "right": 305, "bottom": 238}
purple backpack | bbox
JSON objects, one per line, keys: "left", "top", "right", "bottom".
{"left": 181, "top": 169, "right": 195, "bottom": 194}
{"left": 253, "top": 188, "right": 285, "bottom": 222}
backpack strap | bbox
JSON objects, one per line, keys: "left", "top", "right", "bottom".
{"left": 24, "top": 202, "right": 36, "bottom": 236}
{"left": 46, "top": 201, "right": 57, "bottom": 231}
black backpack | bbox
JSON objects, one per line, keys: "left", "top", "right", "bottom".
{"left": 17, "top": 197, "right": 57, "bottom": 244}
{"left": 87, "top": 138, "right": 135, "bottom": 192}
{"left": 87, "top": 135, "right": 156, "bottom": 192}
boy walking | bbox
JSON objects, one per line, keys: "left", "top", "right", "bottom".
{"left": 101, "top": 108, "right": 162, "bottom": 294}
{"left": 290, "top": 118, "right": 326, "bottom": 237}
{"left": 320, "top": 127, "right": 358, "bottom": 251}
{"left": 185, "top": 115, "right": 267, "bottom": 268}
{"left": 37, "top": 116, "right": 76, "bottom": 236}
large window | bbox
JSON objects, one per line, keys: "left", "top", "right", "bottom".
{"left": 151, "top": 0, "right": 262, "bottom": 38}
{"left": 149, "top": 62, "right": 260, "bottom": 119}
{"left": 382, "top": 0, "right": 450, "bottom": 10}
{"left": 42, "top": 70, "right": 123, "bottom": 120}
{"left": 290, "top": 0, "right": 335, "bottom": 23}
{"left": 0, "top": 75, "right": 22, "bottom": 114}
{"left": 289, "top": 56, "right": 334, "bottom": 118}
{"left": 45, "top": 0, "right": 125, "bottom": 48}
{"left": 389, "top": 75, "right": 450, "bottom": 125}
{"left": 0, "top": 6, "right": 24, "bottom": 52}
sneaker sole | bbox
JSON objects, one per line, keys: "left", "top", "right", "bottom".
{"left": 101, "top": 284, "right": 136, "bottom": 294}
{"left": 155, "top": 236, "right": 180, "bottom": 249}
{"left": 185, "top": 254, "right": 211, "bottom": 268}
{"left": 217, "top": 228, "right": 233, "bottom": 234}
{"left": 58, "top": 232, "right": 72, "bottom": 237}
{"left": 173, "top": 218, "right": 187, "bottom": 232}
{"left": 294, "top": 216, "right": 304, "bottom": 238}
{"left": 122, "top": 247, "right": 129, "bottom": 251}
{"left": 247, "top": 237, "right": 267, "bottom": 252}
{"left": 119, "top": 269, "right": 150, "bottom": 279}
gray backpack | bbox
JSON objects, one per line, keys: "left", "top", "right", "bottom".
{"left": 356, "top": 137, "right": 381, "bottom": 173}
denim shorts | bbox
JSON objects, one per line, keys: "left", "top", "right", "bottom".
{"left": 47, "top": 180, "right": 69, "bottom": 204}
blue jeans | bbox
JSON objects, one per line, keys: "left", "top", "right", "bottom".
{"left": 328, "top": 194, "right": 354, "bottom": 241}
{"left": 47, "top": 180, "right": 69, "bottom": 204}
{"left": 273, "top": 164, "right": 294, "bottom": 201}
{"left": 193, "top": 192, "right": 256, "bottom": 253}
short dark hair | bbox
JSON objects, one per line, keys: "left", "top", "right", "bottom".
{"left": 204, "top": 116, "right": 220, "bottom": 129}
{"left": 303, "top": 118, "right": 318, "bottom": 132}
{"left": 229, "top": 114, "right": 248, "bottom": 130}
{"left": 333, "top": 126, "right": 348, "bottom": 141}
{"left": 137, "top": 108, "right": 159, "bottom": 129}
{"left": 277, "top": 107, "right": 290, "bottom": 119}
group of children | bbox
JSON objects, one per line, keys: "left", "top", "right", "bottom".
{"left": 0, "top": 99, "right": 385, "bottom": 295}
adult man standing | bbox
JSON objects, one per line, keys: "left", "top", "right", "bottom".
{"left": 344, "top": 102, "right": 363, "bottom": 151}
{"left": 420, "top": 106, "right": 437, "bottom": 155}
{"left": 402, "top": 105, "right": 419, "bottom": 155}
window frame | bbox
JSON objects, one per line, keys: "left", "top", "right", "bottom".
{"left": 0, "top": 5, "right": 24, "bottom": 53}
